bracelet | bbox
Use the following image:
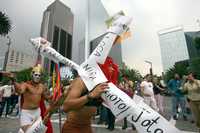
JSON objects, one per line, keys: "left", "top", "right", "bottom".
{"left": 86, "top": 93, "right": 94, "bottom": 101}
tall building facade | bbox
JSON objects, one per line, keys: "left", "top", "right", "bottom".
{"left": 158, "top": 26, "right": 190, "bottom": 72}
{"left": 41, "top": 0, "right": 122, "bottom": 71}
{"left": 5, "top": 49, "right": 37, "bottom": 71}
{"left": 185, "top": 31, "right": 200, "bottom": 59}
{"left": 73, "top": 0, "right": 123, "bottom": 65}
{"left": 40, "top": 0, "right": 73, "bottom": 72}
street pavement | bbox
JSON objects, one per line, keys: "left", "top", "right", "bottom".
{"left": 0, "top": 96, "right": 199, "bottom": 133}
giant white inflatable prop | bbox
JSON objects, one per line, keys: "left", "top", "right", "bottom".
{"left": 30, "top": 12, "right": 182, "bottom": 133}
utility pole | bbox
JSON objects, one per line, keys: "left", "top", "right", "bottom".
{"left": 145, "top": 60, "right": 153, "bottom": 76}
{"left": 3, "top": 35, "right": 11, "bottom": 71}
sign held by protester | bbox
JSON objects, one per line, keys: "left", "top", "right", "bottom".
{"left": 30, "top": 12, "right": 182, "bottom": 133}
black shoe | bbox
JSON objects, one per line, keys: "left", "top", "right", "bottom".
{"left": 107, "top": 126, "right": 114, "bottom": 131}
{"left": 132, "top": 125, "right": 136, "bottom": 130}
{"left": 190, "top": 120, "right": 195, "bottom": 124}
{"left": 109, "top": 127, "right": 114, "bottom": 131}
{"left": 173, "top": 115, "right": 178, "bottom": 120}
{"left": 122, "top": 126, "right": 127, "bottom": 130}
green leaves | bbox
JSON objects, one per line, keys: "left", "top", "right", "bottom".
{"left": 164, "top": 61, "right": 188, "bottom": 82}
{"left": 0, "top": 11, "right": 11, "bottom": 36}
{"left": 194, "top": 37, "right": 200, "bottom": 50}
{"left": 119, "top": 62, "right": 142, "bottom": 82}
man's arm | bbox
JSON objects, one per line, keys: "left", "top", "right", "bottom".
{"left": 13, "top": 82, "right": 27, "bottom": 94}
{"left": 167, "top": 80, "right": 175, "bottom": 94}
{"left": 63, "top": 78, "right": 91, "bottom": 112}
{"left": 182, "top": 83, "right": 188, "bottom": 94}
{"left": 195, "top": 80, "right": 200, "bottom": 89}
{"left": 63, "top": 78, "right": 108, "bottom": 112}
{"left": 0, "top": 71, "right": 26, "bottom": 94}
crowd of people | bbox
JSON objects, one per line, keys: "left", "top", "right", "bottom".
{"left": 0, "top": 81, "right": 19, "bottom": 118}
{"left": 0, "top": 64, "right": 200, "bottom": 133}
{"left": 94, "top": 72, "right": 200, "bottom": 132}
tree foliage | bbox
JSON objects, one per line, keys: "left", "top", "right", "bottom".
{"left": 1, "top": 68, "right": 49, "bottom": 84}
{"left": 164, "top": 61, "right": 188, "bottom": 82}
{"left": 119, "top": 62, "right": 142, "bottom": 82}
{"left": 194, "top": 37, "right": 200, "bottom": 50}
{"left": 189, "top": 58, "right": 200, "bottom": 79}
{"left": 0, "top": 11, "right": 11, "bottom": 36}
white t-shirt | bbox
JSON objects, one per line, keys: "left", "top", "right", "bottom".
{"left": 140, "top": 81, "right": 154, "bottom": 96}
{"left": 0, "top": 85, "right": 13, "bottom": 97}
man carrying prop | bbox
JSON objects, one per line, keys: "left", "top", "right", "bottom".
{"left": 30, "top": 11, "right": 182, "bottom": 133}
{"left": 60, "top": 57, "right": 119, "bottom": 133}
{"left": 0, "top": 65, "right": 64, "bottom": 133}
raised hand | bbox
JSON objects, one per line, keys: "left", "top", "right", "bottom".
{"left": 88, "top": 83, "right": 109, "bottom": 99}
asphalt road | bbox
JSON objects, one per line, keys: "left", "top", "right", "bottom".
{"left": 0, "top": 96, "right": 199, "bottom": 133}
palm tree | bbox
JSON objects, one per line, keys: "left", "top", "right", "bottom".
{"left": 0, "top": 11, "right": 11, "bottom": 36}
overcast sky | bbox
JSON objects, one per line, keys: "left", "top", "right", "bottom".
{"left": 0, "top": 0, "right": 200, "bottom": 75}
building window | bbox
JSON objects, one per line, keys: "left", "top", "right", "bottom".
{"left": 67, "top": 33, "right": 72, "bottom": 59}
{"left": 52, "top": 26, "right": 59, "bottom": 51}
{"left": 59, "top": 29, "right": 67, "bottom": 57}
{"left": 51, "top": 26, "right": 60, "bottom": 73}
{"left": 20, "top": 53, "right": 24, "bottom": 64}
{"left": 15, "top": 52, "right": 19, "bottom": 64}
{"left": 10, "top": 50, "right": 14, "bottom": 63}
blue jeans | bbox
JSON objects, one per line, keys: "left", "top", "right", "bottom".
{"left": 99, "top": 105, "right": 108, "bottom": 122}
{"left": 172, "top": 96, "right": 187, "bottom": 117}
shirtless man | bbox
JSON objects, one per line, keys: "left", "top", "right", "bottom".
{"left": 2, "top": 64, "right": 55, "bottom": 133}
{"left": 62, "top": 57, "right": 118, "bottom": 133}
{"left": 62, "top": 77, "right": 108, "bottom": 133}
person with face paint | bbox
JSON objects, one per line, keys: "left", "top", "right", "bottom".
{"left": 0, "top": 64, "right": 58, "bottom": 133}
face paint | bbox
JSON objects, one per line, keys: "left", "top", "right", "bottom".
{"left": 31, "top": 64, "right": 43, "bottom": 83}
{"left": 32, "top": 72, "right": 41, "bottom": 83}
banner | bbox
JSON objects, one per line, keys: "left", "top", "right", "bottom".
{"left": 26, "top": 117, "right": 47, "bottom": 133}
{"left": 30, "top": 37, "right": 80, "bottom": 70}
{"left": 88, "top": 33, "right": 117, "bottom": 64}
{"left": 101, "top": 83, "right": 182, "bottom": 133}
{"left": 30, "top": 13, "right": 182, "bottom": 133}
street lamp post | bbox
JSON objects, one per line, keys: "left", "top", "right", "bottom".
{"left": 145, "top": 60, "right": 153, "bottom": 76}
{"left": 3, "top": 35, "right": 11, "bottom": 71}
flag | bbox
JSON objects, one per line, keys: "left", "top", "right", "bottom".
{"left": 53, "top": 63, "right": 61, "bottom": 100}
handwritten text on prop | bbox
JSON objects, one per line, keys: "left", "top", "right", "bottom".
{"left": 30, "top": 14, "right": 181, "bottom": 133}
{"left": 101, "top": 83, "right": 182, "bottom": 133}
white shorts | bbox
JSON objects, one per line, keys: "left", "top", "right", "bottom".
{"left": 20, "top": 108, "right": 41, "bottom": 127}
{"left": 18, "top": 116, "right": 47, "bottom": 133}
